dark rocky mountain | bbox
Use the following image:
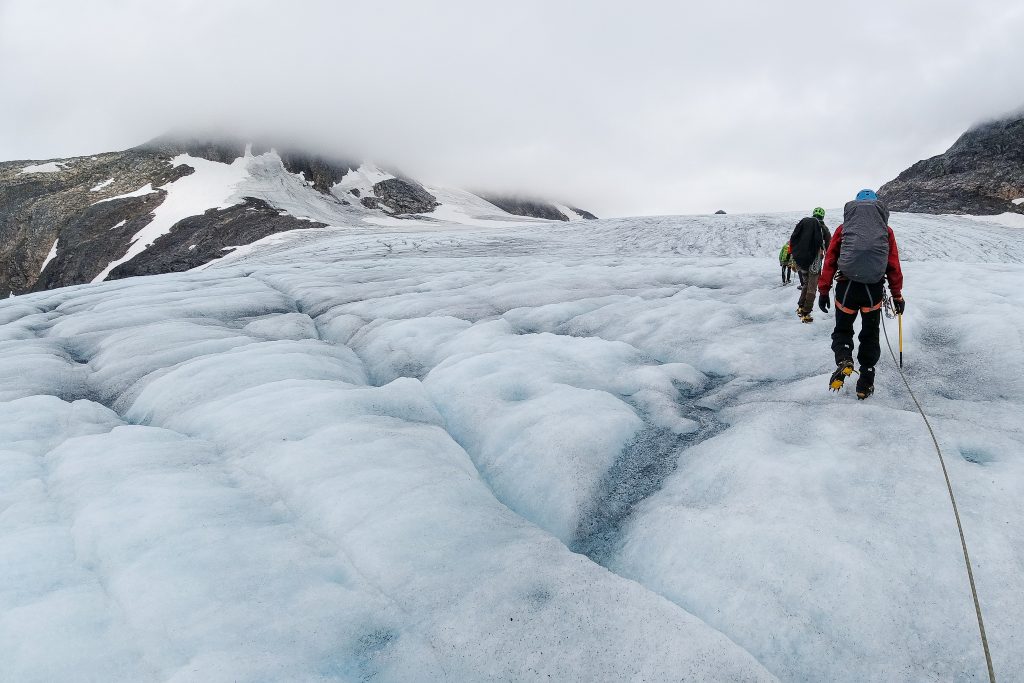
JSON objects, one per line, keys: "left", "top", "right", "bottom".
{"left": 879, "top": 111, "right": 1024, "bottom": 214}
{"left": 100, "top": 198, "right": 328, "bottom": 282}
{"left": 2, "top": 146, "right": 194, "bottom": 296}
{"left": 479, "top": 194, "right": 598, "bottom": 221}
{"left": 361, "top": 178, "right": 439, "bottom": 214}
{"left": 0, "top": 136, "right": 597, "bottom": 297}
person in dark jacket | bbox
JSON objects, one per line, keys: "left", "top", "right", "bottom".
{"left": 789, "top": 207, "right": 831, "bottom": 322}
{"left": 818, "top": 189, "right": 906, "bottom": 399}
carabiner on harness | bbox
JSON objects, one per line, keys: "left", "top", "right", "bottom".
{"left": 882, "top": 291, "right": 897, "bottom": 319}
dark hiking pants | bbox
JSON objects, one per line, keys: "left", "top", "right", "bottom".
{"left": 781, "top": 264, "right": 792, "bottom": 284}
{"left": 831, "top": 279, "right": 885, "bottom": 368}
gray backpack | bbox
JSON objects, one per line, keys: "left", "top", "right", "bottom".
{"left": 838, "top": 199, "right": 890, "bottom": 283}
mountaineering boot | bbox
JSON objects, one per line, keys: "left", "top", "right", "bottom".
{"left": 856, "top": 366, "right": 875, "bottom": 400}
{"left": 800, "top": 312, "right": 813, "bottom": 323}
{"left": 829, "top": 359, "right": 855, "bottom": 391}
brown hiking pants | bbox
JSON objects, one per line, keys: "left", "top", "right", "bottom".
{"left": 797, "top": 267, "right": 819, "bottom": 312}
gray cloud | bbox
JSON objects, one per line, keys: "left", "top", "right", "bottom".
{"left": 2, "top": 0, "right": 1023, "bottom": 216}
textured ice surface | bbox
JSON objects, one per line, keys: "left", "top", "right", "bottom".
{"left": 967, "top": 211, "right": 1024, "bottom": 229}
{"left": 1, "top": 211, "right": 1021, "bottom": 681}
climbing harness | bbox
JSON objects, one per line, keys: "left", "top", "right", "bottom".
{"left": 880, "top": 307, "right": 996, "bottom": 683}
{"left": 835, "top": 300, "right": 882, "bottom": 315}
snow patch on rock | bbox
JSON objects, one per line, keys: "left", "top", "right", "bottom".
{"left": 39, "top": 238, "right": 58, "bottom": 274}
{"left": 330, "top": 163, "right": 392, "bottom": 202}
{"left": 91, "top": 183, "right": 158, "bottom": 205}
{"left": 557, "top": 204, "right": 584, "bottom": 221}
{"left": 19, "top": 161, "right": 64, "bottom": 174}
{"left": 92, "top": 155, "right": 251, "bottom": 282}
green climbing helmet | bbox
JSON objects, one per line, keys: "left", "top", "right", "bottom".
{"left": 812, "top": 207, "right": 825, "bottom": 219}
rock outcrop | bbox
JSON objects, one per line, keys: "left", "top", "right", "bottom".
{"left": 106, "top": 199, "right": 326, "bottom": 280}
{"left": 477, "top": 194, "right": 597, "bottom": 222}
{"left": 278, "top": 152, "right": 359, "bottom": 194}
{"left": 879, "top": 112, "right": 1024, "bottom": 214}
{"left": 0, "top": 149, "right": 193, "bottom": 296}
{"left": 360, "top": 178, "right": 438, "bottom": 214}
{"left": 569, "top": 206, "right": 599, "bottom": 220}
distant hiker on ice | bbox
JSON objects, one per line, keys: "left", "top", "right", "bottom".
{"left": 778, "top": 243, "right": 795, "bottom": 284}
{"left": 817, "top": 189, "right": 905, "bottom": 399}
{"left": 789, "top": 207, "right": 831, "bottom": 322}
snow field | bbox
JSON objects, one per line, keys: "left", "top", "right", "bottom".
{"left": 411, "top": 185, "right": 554, "bottom": 228}
{"left": 1, "top": 211, "right": 1022, "bottom": 681}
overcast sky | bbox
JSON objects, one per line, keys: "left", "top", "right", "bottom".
{"left": 2, "top": 0, "right": 1023, "bottom": 216}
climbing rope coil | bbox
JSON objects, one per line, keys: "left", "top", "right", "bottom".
{"left": 880, "top": 300, "right": 996, "bottom": 683}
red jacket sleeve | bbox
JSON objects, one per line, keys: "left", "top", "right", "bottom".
{"left": 817, "top": 224, "right": 843, "bottom": 294}
{"left": 886, "top": 227, "right": 903, "bottom": 298}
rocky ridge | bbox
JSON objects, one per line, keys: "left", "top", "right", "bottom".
{"left": 480, "top": 194, "right": 598, "bottom": 221}
{"left": 879, "top": 111, "right": 1024, "bottom": 214}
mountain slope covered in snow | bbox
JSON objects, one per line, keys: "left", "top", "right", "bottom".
{"left": 1, "top": 211, "right": 1021, "bottom": 681}
{"left": 0, "top": 137, "right": 597, "bottom": 297}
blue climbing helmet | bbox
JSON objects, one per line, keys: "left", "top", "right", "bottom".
{"left": 856, "top": 189, "right": 878, "bottom": 201}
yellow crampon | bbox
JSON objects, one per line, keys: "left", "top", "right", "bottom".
{"left": 828, "top": 363, "right": 855, "bottom": 391}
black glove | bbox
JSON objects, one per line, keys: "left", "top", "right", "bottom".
{"left": 818, "top": 293, "right": 830, "bottom": 313}
{"left": 893, "top": 297, "right": 905, "bottom": 315}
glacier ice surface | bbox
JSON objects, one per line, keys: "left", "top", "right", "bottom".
{"left": 1, "top": 211, "right": 1022, "bottom": 681}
